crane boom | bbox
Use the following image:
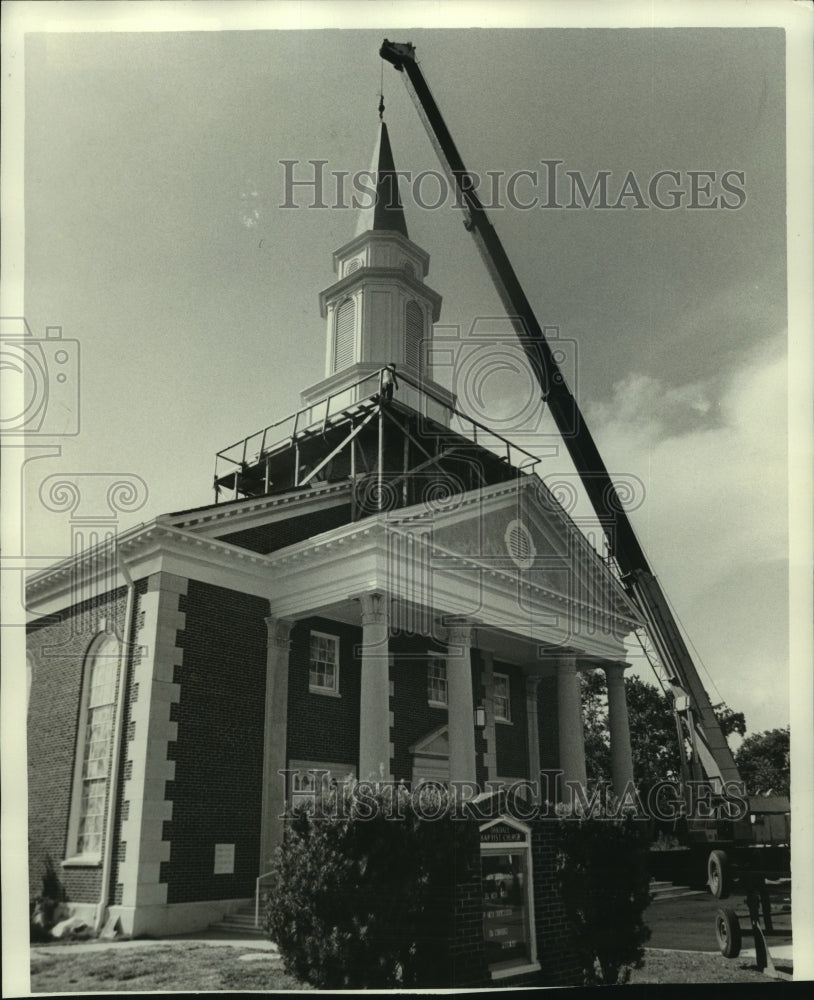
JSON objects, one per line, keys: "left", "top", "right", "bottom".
{"left": 381, "top": 39, "right": 741, "bottom": 790}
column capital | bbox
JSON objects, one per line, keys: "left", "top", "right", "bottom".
{"left": 444, "top": 623, "right": 473, "bottom": 650}
{"left": 603, "top": 661, "right": 630, "bottom": 682}
{"left": 265, "top": 616, "right": 295, "bottom": 650}
{"left": 555, "top": 656, "right": 580, "bottom": 676}
{"left": 358, "top": 591, "right": 389, "bottom": 627}
{"left": 525, "top": 675, "right": 542, "bottom": 697}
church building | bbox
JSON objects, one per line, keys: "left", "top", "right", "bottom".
{"left": 26, "top": 121, "right": 641, "bottom": 941}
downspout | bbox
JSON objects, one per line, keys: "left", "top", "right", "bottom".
{"left": 94, "top": 548, "right": 136, "bottom": 934}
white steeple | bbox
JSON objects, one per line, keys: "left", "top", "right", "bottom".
{"left": 300, "top": 122, "right": 453, "bottom": 420}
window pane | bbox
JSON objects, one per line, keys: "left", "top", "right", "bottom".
{"left": 428, "top": 658, "right": 447, "bottom": 704}
{"left": 309, "top": 633, "right": 339, "bottom": 692}
{"left": 74, "top": 637, "right": 119, "bottom": 856}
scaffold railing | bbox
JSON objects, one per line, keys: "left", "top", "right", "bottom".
{"left": 213, "top": 366, "right": 544, "bottom": 493}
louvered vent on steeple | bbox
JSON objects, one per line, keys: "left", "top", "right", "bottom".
{"left": 333, "top": 299, "right": 355, "bottom": 372}
{"left": 405, "top": 301, "right": 423, "bottom": 372}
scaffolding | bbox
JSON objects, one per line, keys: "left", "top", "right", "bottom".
{"left": 213, "top": 368, "right": 544, "bottom": 517}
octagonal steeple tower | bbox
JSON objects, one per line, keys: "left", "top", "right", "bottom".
{"left": 300, "top": 122, "right": 453, "bottom": 417}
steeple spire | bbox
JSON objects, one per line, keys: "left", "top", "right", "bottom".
{"left": 355, "top": 121, "right": 409, "bottom": 238}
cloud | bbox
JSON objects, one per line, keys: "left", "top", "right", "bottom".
{"left": 581, "top": 332, "right": 789, "bottom": 730}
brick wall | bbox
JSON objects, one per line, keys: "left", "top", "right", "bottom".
{"left": 219, "top": 504, "right": 352, "bottom": 555}
{"left": 529, "top": 819, "right": 583, "bottom": 986}
{"left": 286, "top": 617, "right": 361, "bottom": 770}
{"left": 27, "top": 586, "right": 130, "bottom": 903}
{"left": 449, "top": 821, "right": 489, "bottom": 987}
{"left": 160, "top": 580, "right": 269, "bottom": 903}
{"left": 493, "top": 661, "right": 528, "bottom": 778}
{"left": 537, "top": 675, "right": 559, "bottom": 770}
{"left": 390, "top": 633, "right": 449, "bottom": 783}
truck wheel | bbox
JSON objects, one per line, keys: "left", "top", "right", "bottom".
{"left": 708, "top": 849, "right": 731, "bottom": 899}
{"left": 715, "top": 908, "right": 741, "bottom": 958}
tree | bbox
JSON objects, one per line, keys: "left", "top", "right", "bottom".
{"left": 580, "top": 671, "right": 611, "bottom": 783}
{"left": 581, "top": 673, "right": 680, "bottom": 788}
{"left": 735, "top": 726, "right": 790, "bottom": 797}
{"left": 580, "top": 672, "right": 745, "bottom": 791}
{"left": 712, "top": 702, "right": 746, "bottom": 739}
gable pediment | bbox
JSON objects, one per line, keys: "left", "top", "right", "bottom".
{"left": 408, "top": 725, "right": 449, "bottom": 759}
{"left": 404, "top": 478, "right": 637, "bottom": 620}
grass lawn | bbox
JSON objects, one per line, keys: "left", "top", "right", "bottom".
{"left": 629, "top": 948, "right": 789, "bottom": 985}
{"left": 29, "top": 942, "right": 788, "bottom": 992}
{"left": 30, "top": 942, "right": 304, "bottom": 993}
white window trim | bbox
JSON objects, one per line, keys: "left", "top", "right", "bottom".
{"left": 427, "top": 652, "right": 448, "bottom": 708}
{"left": 493, "top": 671, "right": 512, "bottom": 724}
{"left": 309, "top": 630, "right": 341, "bottom": 697}
{"left": 64, "top": 633, "right": 121, "bottom": 866}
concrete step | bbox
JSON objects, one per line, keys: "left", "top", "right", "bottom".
{"left": 208, "top": 906, "right": 269, "bottom": 938}
{"left": 208, "top": 921, "right": 267, "bottom": 938}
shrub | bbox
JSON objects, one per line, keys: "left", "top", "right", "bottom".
{"left": 30, "top": 856, "right": 68, "bottom": 942}
{"left": 264, "top": 780, "right": 477, "bottom": 989}
{"left": 554, "top": 806, "right": 652, "bottom": 985}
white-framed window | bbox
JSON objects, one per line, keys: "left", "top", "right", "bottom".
{"left": 493, "top": 672, "right": 512, "bottom": 723}
{"left": 66, "top": 633, "right": 121, "bottom": 862}
{"left": 427, "top": 654, "right": 447, "bottom": 707}
{"left": 309, "top": 631, "right": 340, "bottom": 695}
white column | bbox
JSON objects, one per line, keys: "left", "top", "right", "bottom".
{"left": 260, "top": 616, "right": 294, "bottom": 868}
{"left": 446, "top": 625, "right": 476, "bottom": 783}
{"left": 525, "top": 676, "right": 542, "bottom": 781}
{"left": 556, "top": 654, "right": 587, "bottom": 788}
{"left": 604, "top": 661, "right": 635, "bottom": 795}
{"left": 358, "top": 592, "right": 391, "bottom": 780}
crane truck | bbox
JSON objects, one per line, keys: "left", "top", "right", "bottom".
{"left": 379, "top": 40, "right": 790, "bottom": 909}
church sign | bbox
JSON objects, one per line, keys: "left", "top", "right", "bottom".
{"left": 479, "top": 818, "right": 539, "bottom": 978}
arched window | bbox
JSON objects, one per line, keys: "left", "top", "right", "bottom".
{"left": 66, "top": 633, "right": 121, "bottom": 860}
{"left": 27, "top": 652, "right": 34, "bottom": 711}
{"left": 333, "top": 298, "right": 356, "bottom": 373}
{"left": 405, "top": 301, "right": 424, "bottom": 372}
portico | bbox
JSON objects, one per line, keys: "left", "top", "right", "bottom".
{"left": 254, "top": 472, "right": 640, "bottom": 861}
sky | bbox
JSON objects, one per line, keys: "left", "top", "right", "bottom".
{"left": 5, "top": 4, "right": 809, "bottom": 742}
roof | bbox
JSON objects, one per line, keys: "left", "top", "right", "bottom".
{"left": 355, "top": 121, "right": 409, "bottom": 238}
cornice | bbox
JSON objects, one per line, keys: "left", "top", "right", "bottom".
{"left": 318, "top": 268, "right": 443, "bottom": 321}
{"left": 331, "top": 230, "right": 431, "bottom": 275}
{"left": 25, "top": 521, "right": 278, "bottom": 615}
{"left": 161, "top": 481, "right": 351, "bottom": 533}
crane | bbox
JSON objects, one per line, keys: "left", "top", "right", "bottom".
{"left": 380, "top": 39, "right": 789, "bottom": 899}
